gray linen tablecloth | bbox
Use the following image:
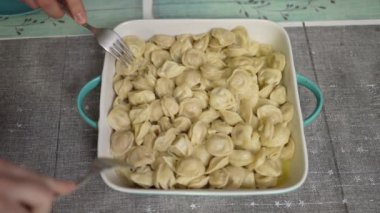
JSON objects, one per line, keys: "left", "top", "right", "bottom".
{"left": 0, "top": 25, "right": 379, "bottom": 213}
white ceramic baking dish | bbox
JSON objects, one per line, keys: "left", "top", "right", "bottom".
{"left": 77, "top": 19, "right": 323, "bottom": 196}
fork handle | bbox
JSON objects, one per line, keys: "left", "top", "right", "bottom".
{"left": 82, "top": 23, "right": 99, "bottom": 34}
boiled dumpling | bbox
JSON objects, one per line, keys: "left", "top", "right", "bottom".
{"left": 126, "top": 146, "right": 154, "bottom": 168}
{"left": 267, "top": 52, "right": 286, "bottom": 71}
{"left": 160, "top": 96, "right": 179, "bottom": 119}
{"left": 143, "top": 42, "right": 160, "bottom": 59}
{"left": 264, "top": 146, "right": 283, "bottom": 160}
{"left": 188, "top": 176, "right": 209, "bottom": 189}
{"left": 113, "top": 78, "right": 133, "bottom": 98}
{"left": 280, "top": 137, "right": 295, "bottom": 160}
{"left": 191, "top": 144, "right": 212, "bottom": 166}
{"left": 132, "top": 75, "right": 155, "bottom": 91}
{"left": 130, "top": 166, "right": 153, "bottom": 188}
{"left": 219, "top": 110, "right": 243, "bottom": 126}
{"left": 179, "top": 98, "right": 203, "bottom": 120}
{"left": 210, "top": 28, "right": 236, "bottom": 47}
{"left": 255, "top": 173, "right": 278, "bottom": 189}
{"left": 129, "top": 104, "right": 151, "bottom": 124}
{"left": 193, "top": 33, "right": 210, "bottom": 51}
{"left": 182, "top": 48, "right": 204, "bottom": 68}
{"left": 209, "top": 87, "right": 237, "bottom": 111}
{"left": 176, "top": 157, "right": 205, "bottom": 178}
{"left": 170, "top": 37, "right": 192, "bottom": 62}
{"left": 228, "top": 150, "right": 254, "bottom": 167}
{"left": 225, "top": 166, "right": 246, "bottom": 189}
{"left": 173, "top": 85, "right": 193, "bottom": 102}
{"left": 209, "top": 168, "right": 229, "bottom": 188}
{"left": 134, "top": 121, "right": 151, "bottom": 145}
{"left": 240, "top": 131, "right": 261, "bottom": 153}
{"left": 223, "top": 45, "right": 249, "bottom": 57}
{"left": 154, "top": 162, "right": 176, "bottom": 189}
{"left": 149, "top": 100, "right": 164, "bottom": 122}
{"left": 261, "top": 124, "right": 291, "bottom": 147}
{"left": 158, "top": 116, "right": 172, "bottom": 132}
{"left": 281, "top": 102, "right": 294, "bottom": 126}
{"left": 231, "top": 123, "right": 253, "bottom": 148}
{"left": 246, "top": 148, "right": 266, "bottom": 171}
{"left": 200, "top": 63, "right": 225, "bottom": 81}
{"left": 227, "top": 69, "right": 254, "bottom": 99}
{"left": 188, "top": 121, "right": 208, "bottom": 145}
{"left": 107, "top": 107, "right": 131, "bottom": 131}
{"left": 206, "top": 156, "right": 229, "bottom": 174}
{"left": 257, "top": 43, "right": 273, "bottom": 57}
{"left": 151, "top": 34, "right": 175, "bottom": 49}
{"left": 258, "top": 68, "right": 282, "bottom": 86}
{"left": 155, "top": 77, "right": 174, "bottom": 98}
{"left": 205, "top": 133, "right": 234, "bottom": 157}
{"left": 110, "top": 130, "right": 134, "bottom": 157}
{"left": 255, "top": 159, "right": 282, "bottom": 177}
{"left": 157, "top": 61, "right": 186, "bottom": 78}
{"left": 270, "top": 85, "right": 287, "bottom": 105}
{"left": 198, "top": 109, "right": 220, "bottom": 124}
{"left": 231, "top": 26, "right": 249, "bottom": 48}
{"left": 151, "top": 49, "right": 171, "bottom": 68}
{"left": 241, "top": 171, "right": 255, "bottom": 189}
{"left": 153, "top": 128, "right": 177, "bottom": 152}
{"left": 257, "top": 105, "right": 283, "bottom": 124}
{"left": 128, "top": 90, "right": 155, "bottom": 105}
{"left": 172, "top": 116, "right": 192, "bottom": 133}
{"left": 259, "top": 84, "right": 275, "bottom": 98}
{"left": 169, "top": 134, "right": 193, "bottom": 157}
{"left": 239, "top": 98, "right": 255, "bottom": 124}
{"left": 209, "top": 120, "right": 233, "bottom": 135}
{"left": 123, "top": 35, "right": 146, "bottom": 57}
{"left": 192, "top": 90, "right": 209, "bottom": 109}
{"left": 175, "top": 69, "right": 201, "bottom": 88}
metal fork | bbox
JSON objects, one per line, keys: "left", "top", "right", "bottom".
{"left": 76, "top": 157, "right": 133, "bottom": 187}
{"left": 82, "top": 23, "right": 135, "bottom": 66}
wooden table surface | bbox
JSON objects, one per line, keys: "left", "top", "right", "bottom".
{"left": 0, "top": 25, "right": 379, "bottom": 213}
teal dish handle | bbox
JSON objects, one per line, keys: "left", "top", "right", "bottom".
{"left": 77, "top": 74, "right": 322, "bottom": 128}
{"left": 77, "top": 76, "right": 101, "bottom": 129}
{"left": 296, "top": 73, "right": 324, "bottom": 126}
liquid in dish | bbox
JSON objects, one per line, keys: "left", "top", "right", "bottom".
{"left": 107, "top": 26, "right": 295, "bottom": 190}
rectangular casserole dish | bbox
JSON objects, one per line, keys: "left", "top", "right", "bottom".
{"left": 77, "top": 19, "right": 323, "bottom": 195}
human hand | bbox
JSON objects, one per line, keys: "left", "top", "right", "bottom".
{"left": 0, "top": 159, "right": 76, "bottom": 213}
{"left": 22, "top": 0, "right": 87, "bottom": 24}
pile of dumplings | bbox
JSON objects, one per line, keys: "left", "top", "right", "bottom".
{"left": 107, "top": 26, "right": 295, "bottom": 190}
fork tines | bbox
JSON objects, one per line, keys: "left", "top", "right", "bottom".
{"left": 110, "top": 39, "right": 135, "bottom": 66}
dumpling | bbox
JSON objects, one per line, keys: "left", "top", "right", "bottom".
{"left": 209, "top": 87, "right": 237, "bottom": 111}
{"left": 228, "top": 150, "right": 254, "bottom": 167}
{"left": 239, "top": 98, "right": 255, "bottom": 124}
{"left": 227, "top": 69, "right": 254, "bottom": 99}
{"left": 160, "top": 96, "right": 179, "bottom": 119}
{"left": 169, "top": 134, "right": 193, "bottom": 157}
{"left": 267, "top": 52, "right": 286, "bottom": 71}
{"left": 176, "top": 176, "right": 196, "bottom": 186}
{"left": 206, "top": 156, "right": 229, "bottom": 174}
{"left": 225, "top": 166, "right": 246, "bottom": 189}
{"left": 129, "top": 104, "right": 151, "bottom": 124}
{"left": 170, "top": 37, "right": 192, "bottom": 62}
{"left": 231, "top": 26, "right": 249, "bottom": 48}
{"left": 172, "top": 116, "right": 192, "bottom": 133}
{"left": 247, "top": 41, "right": 260, "bottom": 56}
{"left": 261, "top": 124, "right": 291, "bottom": 147}
{"left": 153, "top": 154, "right": 177, "bottom": 171}
{"left": 257, "top": 43, "right": 273, "bottom": 57}
{"left": 209, "top": 169, "right": 229, "bottom": 188}
{"left": 259, "top": 120, "right": 275, "bottom": 140}
{"left": 173, "top": 85, "right": 193, "bottom": 102}
{"left": 205, "top": 133, "right": 234, "bottom": 157}
{"left": 188, "top": 176, "right": 209, "bottom": 189}
{"left": 123, "top": 35, "right": 146, "bottom": 57}
{"left": 191, "top": 144, "right": 212, "bottom": 166}
{"left": 149, "top": 100, "right": 164, "bottom": 122}
{"left": 255, "top": 173, "right": 278, "bottom": 189}
{"left": 280, "top": 137, "right": 295, "bottom": 160}
{"left": 209, "top": 120, "right": 233, "bottom": 135}
{"left": 198, "top": 109, "right": 220, "bottom": 124}
{"left": 257, "top": 105, "right": 283, "bottom": 124}
{"left": 246, "top": 148, "right": 266, "bottom": 171}
{"left": 231, "top": 123, "right": 253, "bottom": 147}
{"left": 150, "top": 34, "right": 175, "bottom": 49}
{"left": 210, "top": 28, "right": 236, "bottom": 47}
{"left": 176, "top": 157, "right": 205, "bottom": 178}
{"left": 255, "top": 159, "right": 282, "bottom": 177}
{"left": 128, "top": 90, "right": 155, "bottom": 105}
{"left": 219, "top": 110, "right": 243, "bottom": 126}
{"left": 153, "top": 128, "right": 177, "bottom": 152}
{"left": 110, "top": 130, "right": 134, "bottom": 157}
{"left": 175, "top": 69, "right": 201, "bottom": 88}
{"left": 280, "top": 102, "right": 294, "bottom": 126}
{"left": 132, "top": 75, "right": 155, "bottom": 91}
{"left": 223, "top": 45, "right": 249, "bottom": 57}
{"left": 143, "top": 42, "right": 160, "bottom": 59}
{"left": 134, "top": 121, "right": 151, "bottom": 145}
{"left": 264, "top": 146, "right": 283, "bottom": 160}
{"left": 226, "top": 56, "right": 254, "bottom": 68}
{"left": 193, "top": 33, "right": 210, "bottom": 51}
{"left": 270, "top": 85, "right": 287, "bottom": 105}
{"left": 182, "top": 48, "right": 204, "bottom": 68}
{"left": 188, "top": 121, "right": 208, "bottom": 145}
{"left": 113, "top": 78, "right": 133, "bottom": 98}
{"left": 258, "top": 68, "right": 282, "bottom": 86}
{"left": 200, "top": 63, "right": 225, "bottom": 81}
{"left": 192, "top": 90, "right": 209, "bottom": 109}
{"left": 151, "top": 49, "right": 171, "bottom": 68}
{"left": 158, "top": 116, "right": 172, "bottom": 132}
{"left": 239, "top": 131, "right": 261, "bottom": 153}
{"left": 253, "top": 98, "right": 279, "bottom": 112}
{"left": 142, "top": 131, "right": 156, "bottom": 151}
{"left": 126, "top": 146, "right": 154, "bottom": 167}
{"left": 112, "top": 97, "right": 130, "bottom": 111}
{"left": 107, "top": 107, "right": 131, "bottom": 131}
{"left": 154, "top": 163, "right": 176, "bottom": 189}
{"left": 130, "top": 166, "right": 153, "bottom": 188}
{"left": 241, "top": 171, "right": 255, "bottom": 189}
{"left": 259, "top": 84, "right": 275, "bottom": 98}
{"left": 204, "top": 50, "right": 226, "bottom": 68}
{"left": 155, "top": 77, "right": 174, "bottom": 98}
{"left": 157, "top": 61, "right": 186, "bottom": 78}
{"left": 179, "top": 98, "right": 203, "bottom": 120}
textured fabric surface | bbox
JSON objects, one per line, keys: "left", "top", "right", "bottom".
{"left": 0, "top": 26, "right": 379, "bottom": 213}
